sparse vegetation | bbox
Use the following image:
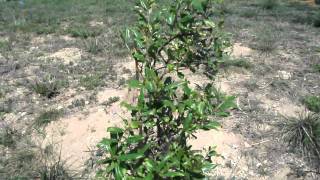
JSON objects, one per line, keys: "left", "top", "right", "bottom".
{"left": 220, "top": 57, "right": 252, "bottom": 70}
{"left": 85, "top": 38, "right": 103, "bottom": 54}
{"left": 80, "top": 74, "right": 105, "bottom": 90}
{"left": 251, "top": 24, "right": 279, "bottom": 54}
{"left": 35, "top": 109, "right": 63, "bottom": 127}
{"left": 67, "top": 26, "right": 101, "bottom": 39}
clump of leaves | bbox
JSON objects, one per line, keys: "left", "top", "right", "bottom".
{"left": 283, "top": 113, "right": 320, "bottom": 162}
{"left": 303, "top": 96, "right": 320, "bottom": 113}
{"left": 97, "top": 0, "right": 234, "bottom": 179}
{"left": 35, "top": 109, "right": 63, "bottom": 127}
{"left": 259, "top": 0, "right": 279, "bottom": 10}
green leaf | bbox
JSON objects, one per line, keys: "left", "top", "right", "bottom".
{"left": 107, "top": 127, "right": 123, "bottom": 134}
{"left": 183, "top": 113, "right": 193, "bottom": 130}
{"left": 133, "top": 51, "right": 145, "bottom": 62}
{"left": 114, "top": 165, "right": 125, "bottom": 180}
{"left": 218, "top": 96, "right": 237, "bottom": 111}
{"left": 167, "top": 64, "right": 175, "bottom": 72}
{"left": 127, "top": 135, "right": 144, "bottom": 144}
{"left": 130, "top": 121, "right": 140, "bottom": 129}
{"left": 162, "top": 171, "right": 185, "bottom": 177}
{"left": 119, "top": 153, "right": 144, "bottom": 161}
{"left": 202, "top": 121, "right": 220, "bottom": 130}
{"left": 191, "top": 0, "right": 204, "bottom": 12}
{"left": 128, "top": 79, "right": 141, "bottom": 88}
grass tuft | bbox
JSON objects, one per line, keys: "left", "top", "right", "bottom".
{"left": 80, "top": 74, "right": 105, "bottom": 90}
{"left": 35, "top": 109, "right": 63, "bottom": 127}
{"left": 283, "top": 113, "right": 320, "bottom": 161}
{"left": 259, "top": 0, "right": 279, "bottom": 10}
{"left": 251, "top": 24, "right": 279, "bottom": 54}
{"left": 303, "top": 96, "right": 320, "bottom": 113}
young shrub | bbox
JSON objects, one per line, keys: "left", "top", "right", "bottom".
{"left": 303, "top": 96, "right": 320, "bottom": 113}
{"left": 283, "top": 113, "right": 320, "bottom": 161}
{"left": 96, "top": 0, "right": 235, "bottom": 179}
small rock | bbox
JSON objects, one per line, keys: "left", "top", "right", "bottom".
{"left": 277, "top": 70, "right": 291, "bottom": 80}
{"left": 244, "top": 142, "right": 251, "bottom": 148}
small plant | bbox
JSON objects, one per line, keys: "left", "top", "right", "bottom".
{"left": 80, "top": 74, "right": 105, "bottom": 90}
{"left": 97, "top": 0, "right": 234, "bottom": 179}
{"left": 259, "top": 0, "right": 279, "bottom": 10}
{"left": 85, "top": 38, "right": 104, "bottom": 54}
{"left": 31, "top": 75, "right": 68, "bottom": 98}
{"left": 102, "top": 96, "right": 120, "bottom": 107}
{"left": 303, "top": 96, "right": 320, "bottom": 113}
{"left": 69, "top": 98, "right": 86, "bottom": 109}
{"left": 35, "top": 109, "right": 63, "bottom": 127}
{"left": 283, "top": 113, "right": 320, "bottom": 161}
{"left": 313, "top": 64, "right": 320, "bottom": 73}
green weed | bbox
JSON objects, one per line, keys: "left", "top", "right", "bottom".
{"left": 303, "top": 96, "right": 320, "bottom": 113}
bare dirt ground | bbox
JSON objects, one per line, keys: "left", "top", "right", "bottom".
{"left": 1, "top": 0, "right": 320, "bottom": 179}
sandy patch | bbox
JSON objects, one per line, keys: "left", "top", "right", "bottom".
{"left": 255, "top": 94, "right": 304, "bottom": 117}
{"left": 45, "top": 88, "right": 129, "bottom": 169}
{"left": 231, "top": 43, "right": 254, "bottom": 58}
{"left": 48, "top": 48, "right": 82, "bottom": 64}
{"left": 89, "top": 21, "right": 104, "bottom": 27}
